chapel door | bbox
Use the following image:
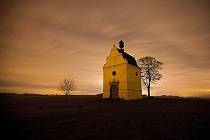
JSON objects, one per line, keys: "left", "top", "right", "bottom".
{"left": 110, "top": 84, "right": 119, "bottom": 98}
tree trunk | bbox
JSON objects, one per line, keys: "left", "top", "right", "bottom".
{"left": 148, "top": 86, "right": 150, "bottom": 98}
{"left": 148, "top": 78, "right": 151, "bottom": 98}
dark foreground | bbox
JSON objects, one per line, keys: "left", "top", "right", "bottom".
{"left": 1, "top": 94, "right": 210, "bottom": 140}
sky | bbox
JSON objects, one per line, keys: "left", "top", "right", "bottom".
{"left": 1, "top": 0, "right": 210, "bottom": 97}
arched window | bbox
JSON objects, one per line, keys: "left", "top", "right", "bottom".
{"left": 136, "top": 72, "right": 138, "bottom": 76}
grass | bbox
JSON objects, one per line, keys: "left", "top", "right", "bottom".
{"left": 0, "top": 93, "right": 210, "bottom": 140}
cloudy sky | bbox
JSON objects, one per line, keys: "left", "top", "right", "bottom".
{"left": 1, "top": 0, "right": 210, "bottom": 96}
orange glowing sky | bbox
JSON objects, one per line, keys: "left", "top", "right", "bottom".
{"left": 1, "top": 0, "right": 210, "bottom": 97}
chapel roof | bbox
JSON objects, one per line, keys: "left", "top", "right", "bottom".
{"left": 118, "top": 49, "right": 138, "bottom": 67}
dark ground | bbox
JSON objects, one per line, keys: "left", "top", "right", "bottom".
{"left": 0, "top": 93, "right": 210, "bottom": 140}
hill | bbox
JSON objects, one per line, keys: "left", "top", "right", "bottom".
{"left": 1, "top": 93, "right": 210, "bottom": 140}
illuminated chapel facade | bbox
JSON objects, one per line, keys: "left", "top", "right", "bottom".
{"left": 103, "top": 40, "right": 142, "bottom": 100}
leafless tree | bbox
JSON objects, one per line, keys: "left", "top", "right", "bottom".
{"left": 137, "top": 56, "right": 163, "bottom": 98}
{"left": 60, "top": 77, "right": 74, "bottom": 104}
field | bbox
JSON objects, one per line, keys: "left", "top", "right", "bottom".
{"left": 1, "top": 93, "right": 210, "bottom": 140}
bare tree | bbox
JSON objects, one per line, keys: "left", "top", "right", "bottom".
{"left": 137, "top": 56, "right": 163, "bottom": 98}
{"left": 60, "top": 77, "right": 74, "bottom": 104}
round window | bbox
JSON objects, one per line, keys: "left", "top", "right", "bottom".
{"left": 112, "top": 71, "right": 116, "bottom": 76}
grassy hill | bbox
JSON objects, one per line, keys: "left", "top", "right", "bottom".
{"left": 1, "top": 93, "right": 210, "bottom": 140}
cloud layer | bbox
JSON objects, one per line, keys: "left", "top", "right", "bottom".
{"left": 1, "top": 0, "right": 210, "bottom": 96}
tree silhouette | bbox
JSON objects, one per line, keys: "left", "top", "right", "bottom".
{"left": 137, "top": 56, "right": 163, "bottom": 98}
{"left": 60, "top": 77, "right": 74, "bottom": 105}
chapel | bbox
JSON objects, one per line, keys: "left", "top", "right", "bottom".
{"left": 103, "top": 40, "right": 142, "bottom": 100}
